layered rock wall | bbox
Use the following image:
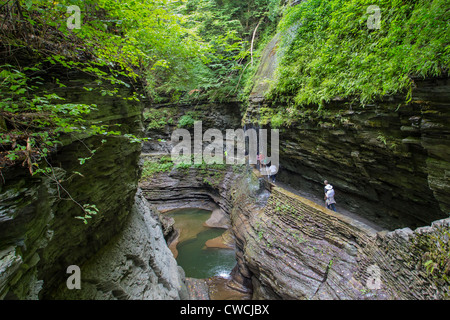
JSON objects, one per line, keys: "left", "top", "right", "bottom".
{"left": 141, "top": 163, "right": 450, "bottom": 300}
{"left": 233, "top": 25, "right": 450, "bottom": 300}
{"left": 0, "top": 71, "right": 187, "bottom": 300}
{"left": 231, "top": 176, "right": 450, "bottom": 300}
{"left": 245, "top": 30, "right": 450, "bottom": 230}
{"left": 49, "top": 190, "right": 188, "bottom": 300}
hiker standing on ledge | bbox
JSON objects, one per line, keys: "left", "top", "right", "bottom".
{"left": 269, "top": 163, "right": 278, "bottom": 183}
{"left": 324, "top": 184, "right": 337, "bottom": 212}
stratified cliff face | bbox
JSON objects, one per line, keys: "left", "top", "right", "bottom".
{"left": 49, "top": 190, "right": 188, "bottom": 300}
{"left": 231, "top": 175, "right": 450, "bottom": 300}
{"left": 232, "top": 28, "right": 450, "bottom": 299}
{"left": 0, "top": 71, "right": 187, "bottom": 300}
{"left": 141, "top": 163, "right": 450, "bottom": 300}
{"left": 244, "top": 31, "right": 450, "bottom": 231}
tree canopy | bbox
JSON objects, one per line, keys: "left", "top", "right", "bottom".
{"left": 0, "top": 0, "right": 282, "bottom": 172}
{"left": 267, "top": 0, "right": 449, "bottom": 110}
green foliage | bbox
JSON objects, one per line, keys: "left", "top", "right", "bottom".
{"left": 178, "top": 111, "right": 201, "bottom": 128}
{"left": 411, "top": 223, "right": 450, "bottom": 298}
{"left": 178, "top": 115, "right": 196, "bottom": 128}
{"left": 140, "top": 155, "right": 231, "bottom": 183}
{"left": 144, "top": 108, "right": 176, "bottom": 131}
{"left": 0, "top": 0, "right": 158, "bottom": 173}
{"left": 141, "top": 156, "right": 174, "bottom": 181}
{"left": 75, "top": 204, "right": 99, "bottom": 225}
{"left": 265, "top": 0, "right": 449, "bottom": 125}
{"left": 0, "top": 64, "right": 98, "bottom": 170}
{"left": 270, "top": 112, "right": 285, "bottom": 129}
{"left": 146, "top": 0, "right": 284, "bottom": 103}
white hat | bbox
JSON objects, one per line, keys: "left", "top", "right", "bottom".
{"left": 325, "top": 185, "right": 333, "bottom": 190}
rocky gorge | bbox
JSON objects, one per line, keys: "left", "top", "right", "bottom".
{"left": 1, "top": 50, "right": 449, "bottom": 300}
{"left": 134, "top": 27, "right": 450, "bottom": 299}
{"left": 139, "top": 155, "right": 450, "bottom": 300}
{"left": 1, "top": 0, "right": 449, "bottom": 302}
{"left": 0, "top": 67, "right": 188, "bottom": 300}
{"left": 136, "top": 76, "right": 450, "bottom": 299}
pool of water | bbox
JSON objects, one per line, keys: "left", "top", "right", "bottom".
{"left": 167, "top": 208, "right": 236, "bottom": 279}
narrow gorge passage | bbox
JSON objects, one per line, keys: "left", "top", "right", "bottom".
{"left": 166, "top": 208, "right": 236, "bottom": 279}
{"left": 162, "top": 207, "right": 254, "bottom": 300}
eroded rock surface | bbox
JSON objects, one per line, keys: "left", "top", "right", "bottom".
{"left": 50, "top": 190, "right": 188, "bottom": 300}
{"left": 142, "top": 164, "right": 450, "bottom": 300}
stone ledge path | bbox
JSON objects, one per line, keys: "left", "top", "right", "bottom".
{"left": 255, "top": 168, "right": 384, "bottom": 232}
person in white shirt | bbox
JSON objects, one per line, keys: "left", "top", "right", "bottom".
{"left": 269, "top": 164, "right": 278, "bottom": 183}
{"left": 324, "top": 184, "right": 337, "bottom": 212}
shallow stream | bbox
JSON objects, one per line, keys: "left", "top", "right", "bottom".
{"left": 167, "top": 208, "right": 236, "bottom": 279}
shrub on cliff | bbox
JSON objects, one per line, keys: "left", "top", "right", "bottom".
{"left": 266, "top": 0, "right": 449, "bottom": 110}
{"left": 0, "top": 0, "right": 197, "bottom": 172}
